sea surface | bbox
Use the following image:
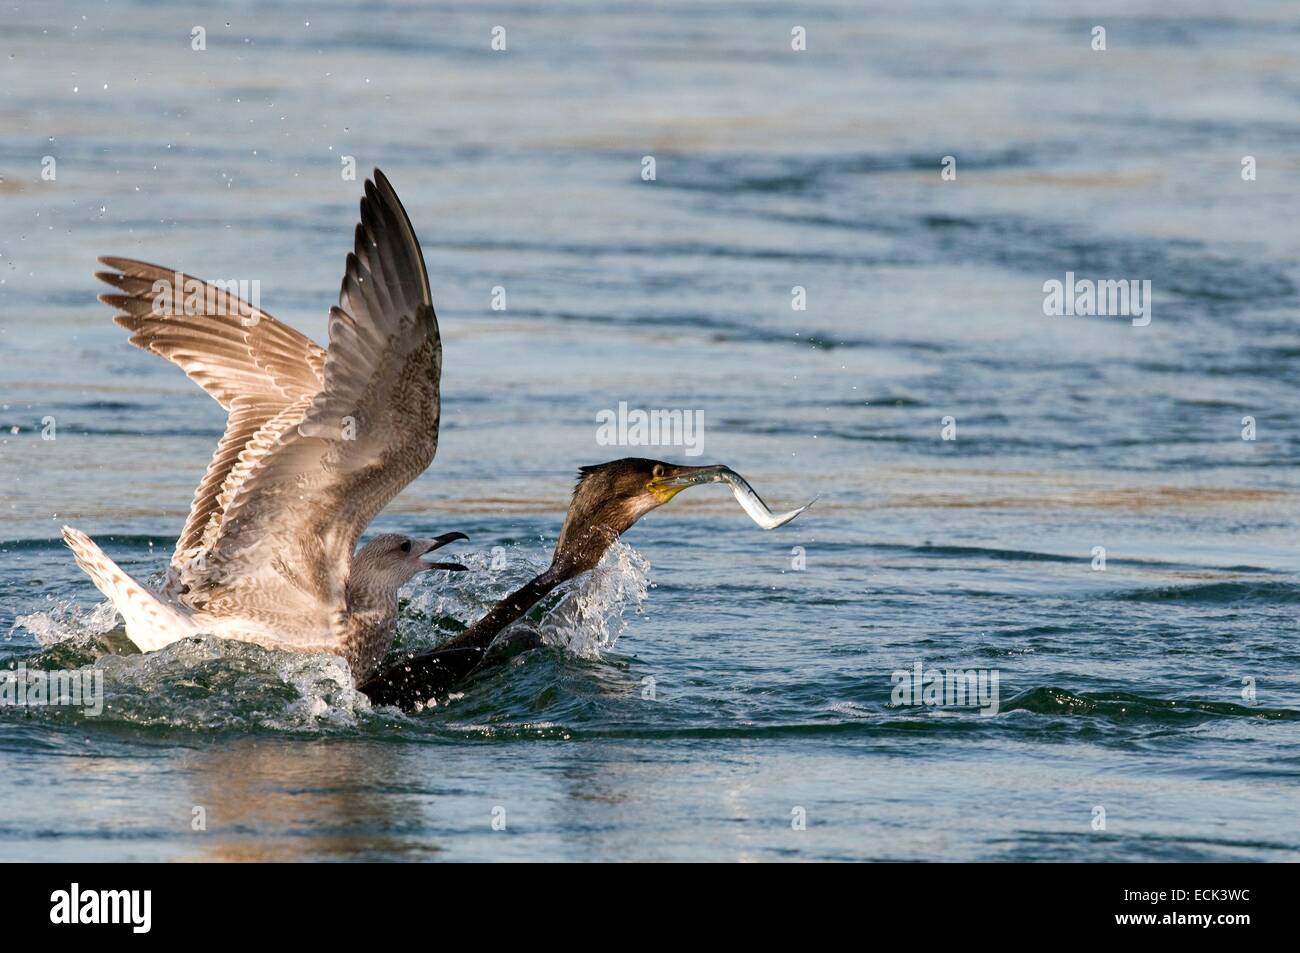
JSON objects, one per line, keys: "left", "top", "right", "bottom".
{"left": 1, "top": 0, "right": 1299, "bottom": 861}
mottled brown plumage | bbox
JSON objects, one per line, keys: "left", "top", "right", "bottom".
{"left": 64, "top": 171, "right": 465, "bottom": 681}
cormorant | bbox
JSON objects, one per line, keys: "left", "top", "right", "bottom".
{"left": 359, "top": 458, "right": 809, "bottom": 709}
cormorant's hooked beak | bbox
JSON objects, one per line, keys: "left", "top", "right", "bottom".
{"left": 649, "top": 464, "right": 733, "bottom": 501}
{"left": 649, "top": 465, "right": 814, "bottom": 529}
{"left": 417, "top": 531, "right": 470, "bottom": 572}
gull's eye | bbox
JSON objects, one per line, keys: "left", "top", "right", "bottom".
{"left": 652, "top": 464, "right": 666, "bottom": 479}
{"left": 400, "top": 540, "right": 412, "bottom": 554}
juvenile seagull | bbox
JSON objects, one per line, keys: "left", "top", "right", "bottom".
{"left": 63, "top": 170, "right": 466, "bottom": 682}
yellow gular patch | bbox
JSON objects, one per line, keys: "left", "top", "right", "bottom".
{"left": 648, "top": 482, "right": 686, "bottom": 504}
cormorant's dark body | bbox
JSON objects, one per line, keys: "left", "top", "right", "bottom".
{"left": 360, "top": 645, "right": 488, "bottom": 706}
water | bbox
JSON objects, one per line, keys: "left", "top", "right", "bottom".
{"left": 2, "top": 0, "right": 1299, "bottom": 861}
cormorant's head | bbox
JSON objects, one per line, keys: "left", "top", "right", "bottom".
{"left": 553, "top": 458, "right": 734, "bottom": 572}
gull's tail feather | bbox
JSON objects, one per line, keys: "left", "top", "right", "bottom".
{"left": 61, "top": 526, "right": 196, "bottom": 653}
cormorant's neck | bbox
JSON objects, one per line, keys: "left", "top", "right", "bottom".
{"left": 438, "top": 561, "right": 572, "bottom": 652}
{"left": 357, "top": 517, "right": 630, "bottom": 708}
{"left": 440, "top": 514, "right": 628, "bottom": 653}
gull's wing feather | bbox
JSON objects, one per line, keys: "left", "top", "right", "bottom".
{"left": 96, "top": 259, "right": 329, "bottom": 581}
{"left": 96, "top": 258, "right": 326, "bottom": 408}
{"left": 188, "top": 170, "right": 442, "bottom": 646}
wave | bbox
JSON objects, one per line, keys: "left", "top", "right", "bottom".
{"left": 1, "top": 639, "right": 372, "bottom": 733}
{"left": 386, "top": 680, "right": 1300, "bottom": 741}
{"left": 657, "top": 146, "right": 1057, "bottom": 197}
{"left": 1002, "top": 687, "right": 1298, "bottom": 722}
{"left": 2, "top": 542, "right": 652, "bottom": 733}
{"left": 1113, "top": 580, "right": 1300, "bottom": 605}
{"left": 0, "top": 534, "right": 175, "bottom": 553}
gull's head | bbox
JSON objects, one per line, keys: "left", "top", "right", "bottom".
{"left": 554, "top": 459, "right": 734, "bottom": 571}
{"left": 353, "top": 531, "right": 469, "bottom": 591}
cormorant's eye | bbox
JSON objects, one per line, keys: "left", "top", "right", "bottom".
{"left": 652, "top": 464, "right": 666, "bottom": 479}
{"left": 400, "top": 540, "right": 412, "bottom": 554}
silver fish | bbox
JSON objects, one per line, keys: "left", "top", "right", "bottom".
{"left": 658, "top": 464, "right": 815, "bottom": 529}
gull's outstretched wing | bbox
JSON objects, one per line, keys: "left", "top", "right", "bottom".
{"left": 96, "top": 259, "right": 327, "bottom": 580}
{"left": 185, "top": 170, "right": 442, "bottom": 645}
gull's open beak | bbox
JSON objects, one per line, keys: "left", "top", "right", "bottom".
{"left": 418, "top": 531, "right": 469, "bottom": 572}
{"left": 649, "top": 465, "right": 814, "bottom": 529}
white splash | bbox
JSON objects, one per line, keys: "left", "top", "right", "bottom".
{"left": 90, "top": 638, "right": 373, "bottom": 731}
{"left": 401, "top": 540, "right": 650, "bottom": 660}
{"left": 10, "top": 598, "right": 120, "bottom": 647}
{"left": 399, "top": 542, "right": 551, "bottom": 652}
{"left": 538, "top": 540, "right": 650, "bottom": 658}
{"left": 4, "top": 539, "right": 652, "bottom": 732}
